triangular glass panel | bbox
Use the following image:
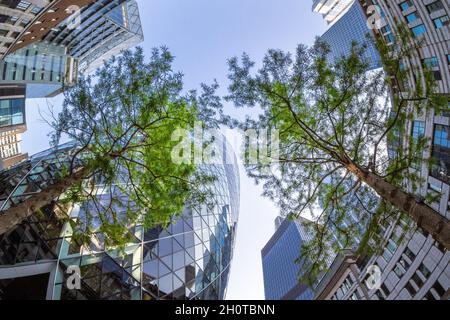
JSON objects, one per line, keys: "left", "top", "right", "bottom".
{"left": 161, "top": 255, "right": 173, "bottom": 271}
{"left": 173, "top": 250, "right": 185, "bottom": 271}
{"left": 158, "top": 273, "right": 173, "bottom": 296}
{"left": 173, "top": 238, "right": 183, "bottom": 253}
{"left": 158, "top": 259, "right": 171, "bottom": 277}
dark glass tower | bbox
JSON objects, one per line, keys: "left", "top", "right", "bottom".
{"left": 261, "top": 217, "right": 315, "bottom": 300}
{"left": 317, "top": 1, "right": 382, "bottom": 71}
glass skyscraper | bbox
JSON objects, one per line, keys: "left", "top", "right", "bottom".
{"left": 0, "top": 0, "right": 144, "bottom": 169}
{"left": 261, "top": 217, "right": 315, "bottom": 300}
{"left": 41, "top": 0, "right": 144, "bottom": 74}
{"left": 317, "top": 1, "right": 382, "bottom": 71}
{"left": 0, "top": 138, "right": 240, "bottom": 300}
{"left": 0, "top": 0, "right": 144, "bottom": 98}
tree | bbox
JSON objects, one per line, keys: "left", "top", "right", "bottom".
{"left": 225, "top": 27, "right": 449, "bottom": 282}
{"left": 0, "top": 47, "right": 222, "bottom": 247}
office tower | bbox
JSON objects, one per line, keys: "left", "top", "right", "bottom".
{"left": 261, "top": 216, "right": 315, "bottom": 300}
{"left": 317, "top": 1, "right": 382, "bottom": 70}
{"left": 0, "top": 137, "right": 240, "bottom": 300}
{"left": 314, "top": 0, "right": 450, "bottom": 300}
{"left": 312, "top": 0, "right": 355, "bottom": 25}
{"left": 0, "top": 0, "right": 144, "bottom": 174}
{"left": 40, "top": 0, "right": 144, "bottom": 74}
{"left": 0, "top": 0, "right": 144, "bottom": 97}
{"left": 0, "top": 0, "right": 102, "bottom": 59}
{"left": 0, "top": 84, "right": 27, "bottom": 169}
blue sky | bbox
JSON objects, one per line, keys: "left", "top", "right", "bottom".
{"left": 22, "top": 0, "right": 327, "bottom": 300}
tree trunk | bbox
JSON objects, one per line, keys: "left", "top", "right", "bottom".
{"left": 0, "top": 166, "right": 88, "bottom": 236}
{"left": 347, "top": 164, "right": 450, "bottom": 250}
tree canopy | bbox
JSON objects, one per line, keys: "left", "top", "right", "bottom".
{"left": 0, "top": 47, "right": 224, "bottom": 249}
{"left": 225, "top": 27, "right": 449, "bottom": 283}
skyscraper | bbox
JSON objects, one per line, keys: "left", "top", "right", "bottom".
{"left": 354, "top": 0, "right": 450, "bottom": 301}
{"left": 317, "top": 1, "right": 382, "bottom": 70}
{"left": 0, "top": 0, "right": 144, "bottom": 169}
{"left": 0, "top": 0, "right": 144, "bottom": 97}
{"left": 0, "top": 137, "right": 240, "bottom": 300}
{"left": 0, "top": 0, "right": 98, "bottom": 59}
{"left": 261, "top": 217, "right": 315, "bottom": 300}
{"left": 313, "top": 0, "right": 450, "bottom": 300}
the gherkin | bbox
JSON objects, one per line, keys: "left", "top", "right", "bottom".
{"left": 0, "top": 139, "right": 240, "bottom": 300}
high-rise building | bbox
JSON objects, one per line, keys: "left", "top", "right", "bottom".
{"left": 0, "top": 0, "right": 144, "bottom": 97}
{"left": 261, "top": 216, "right": 315, "bottom": 300}
{"left": 362, "top": 0, "right": 450, "bottom": 301}
{"left": 0, "top": 83, "right": 27, "bottom": 169}
{"left": 0, "top": 0, "right": 144, "bottom": 171}
{"left": 0, "top": 0, "right": 99, "bottom": 59}
{"left": 313, "top": 0, "right": 450, "bottom": 300}
{"left": 314, "top": 227, "right": 450, "bottom": 300}
{"left": 317, "top": 1, "right": 382, "bottom": 70}
{"left": 0, "top": 138, "right": 240, "bottom": 300}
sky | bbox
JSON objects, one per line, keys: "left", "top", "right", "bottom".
{"left": 21, "top": 0, "right": 327, "bottom": 300}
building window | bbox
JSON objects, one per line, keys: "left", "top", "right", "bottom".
{"left": 433, "top": 15, "right": 449, "bottom": 29}
{"left": 399, "top": 0, "right": 414, "bottom": 11}
{"left": 0, "top": 98, "right": 25, "bottom": 128}
{"left": 405, "top": 281, "right": 417, "bottom": 297}
{"left": 433, "top": 70, "right": 442, "bottom": 81}
{"left": 16, "top": 1, "right": 31, "bottom": 11}
{"left": 430, "top": 281, "right": 446, "bottom": 298}
{"left": 412, "top": 121, "right": 425, "bottom": 140}
{"left": 425, "top": 291, "right": 436, "bottom": 300}
{"left": 422, "top": 57, "right": 439, "bottom": 69}
{"left": 418, "top": 263, "right": 431, "bottom": 279}
{"left": 375, "top": 290, "right": 386, "bottom": 300}
{"left": 385, "top": 33, "right": 395, "bottom": 44}
{"left": 411, "top": 24, "right": 427, "bottom": 37}
{"left": 426, "top": 0, "right": 445, "bottom": 14}
{"left": 405, "top": 12, "right": 419, "bottom": 23}
{"left": 411, "top": 273, "right": 424, "bottom": 288}
{"left": 394, "top": 264, "right": 406, "bottom": 278}
{"left": 352, "top": 289, "right": 362, "bottom": 300}
{"left": 404, "top": 248, "right": 416, "bottom": 261}
{"left": 30, "top": 6, "right": 43, "bottom": 14}
{"left": 431, "top": 124, "right": 450, "bottom": 183}
{"left": 381, "top": 24, "right": 391, "bottom": 34}
{"left": 380, "top": 284, "right": 390, "bottom": 297}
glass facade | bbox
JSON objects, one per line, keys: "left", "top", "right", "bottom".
{"left": 43, "top": 0, "right": 144, "bottom": 74}
{"left": 0, "top": 0, "right": 143, "bottom": 98}
{"left": 0, "top": 0, "right": 47, "bottom": 58}
{"left": 319, "top": 1, "right": 382, "bottom": 71}
{"left": 0, "top": 42, "right": 76, "bottom": 98}
{"left": 0, "top": 139, "right": 240, "bottom": 300}
{"left": 261, "top": 217, "right": 314, "bottom": 300}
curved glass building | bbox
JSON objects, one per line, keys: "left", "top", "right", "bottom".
{"left": 0, "top": 138, "right": 240, "bottom": 300}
